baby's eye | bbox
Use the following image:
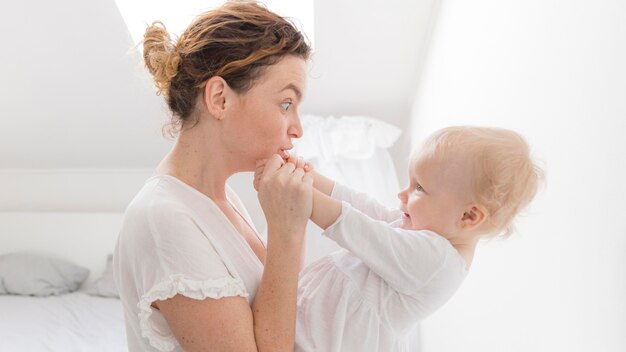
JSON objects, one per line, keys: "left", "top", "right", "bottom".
{"left": 281, "top": 102, "right": 292, "bottom": 111}
{"left": 415, "top": 184, "right": 424, "bottom": 192}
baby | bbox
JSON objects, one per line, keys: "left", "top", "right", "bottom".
{"left": 256, "top": 126, "right": 543, "bottom": 352}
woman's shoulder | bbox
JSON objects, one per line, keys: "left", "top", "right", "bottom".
{"left": 122, "top": 175, "right": 197, "bottom": 228}
{"left": 117, "top": 176, "right": 224, "bottom": 258}
{"left": 131, "top": 174, "right": 200, "bottom": 208}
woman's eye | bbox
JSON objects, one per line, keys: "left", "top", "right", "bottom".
{"left": 281, "top": 102, "right": 292, "bottom": 111}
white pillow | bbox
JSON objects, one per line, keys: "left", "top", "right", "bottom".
{"left": 0, "top": 252, "right": 89, "bottom": 296}
{"left": 84, "top": 254, "right": 119, "bottom": 298}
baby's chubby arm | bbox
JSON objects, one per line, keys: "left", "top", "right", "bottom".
{"left": 254, "top": 155, "right": 342, "bottom": 231}
{"left": 283, "top": 156, "right": 342, "bottom": 229}
{"left": 295, "top": 156, "right": 401, "bottom": 223}
{"left": 310, "top": 189, "right": 342, "bottom": 230}
{"left": 256, "top": 154, "right": 400, "bottom": 224}
{"left": 310, "top": 168, "right": 335, "bottom": 197}
{"left": 254, "top": 157, "right": 445, "bottom": 295}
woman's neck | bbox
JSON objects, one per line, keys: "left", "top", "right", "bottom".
{"left": 154, "top": 124, "right": 232, "bottom": 202}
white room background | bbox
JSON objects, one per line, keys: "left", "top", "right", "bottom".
{"left": 411, "top": 0, "right": 626, "bottom": 351}
{"left": 2, "top": 0, "right": 625, "bottom": 351}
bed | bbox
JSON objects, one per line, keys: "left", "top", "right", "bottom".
{"left": 0, "top": 292, "right": 126, "bottom": 351}
{"left": 0, "top": 211, "right": 129, "bottom": 351}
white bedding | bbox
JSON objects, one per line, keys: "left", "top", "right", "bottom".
{"left": 0, "top": 292, "right": 126, "bottom": 351}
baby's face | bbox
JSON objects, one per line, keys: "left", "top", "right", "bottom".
{"left": 397, "top": 154, "right": 470, "bottom": 239}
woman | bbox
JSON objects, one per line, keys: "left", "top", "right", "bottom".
{"left": 113, "top": 2, "right": 312, "bottom": 351}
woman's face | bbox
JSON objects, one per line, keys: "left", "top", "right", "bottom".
{"left": 223, "top": 55, "right": 307, "bottom": 170}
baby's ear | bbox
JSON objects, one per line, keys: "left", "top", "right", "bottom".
{"left": 459, "top": 204, "right": 488, "bottom": 230}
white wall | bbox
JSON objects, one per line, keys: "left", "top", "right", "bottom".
{"left": 306, "top": 0, "right": 440, "bottom": 184}
{"left": 0, "top": 212, "right": 124, "bottom": 283}
{"left": 0, "top": 169, "right": 153, "bottom": 212}
{"left": 0, "top": 169, "right": 151, "bottom": 281}
{"left": 411, "top": 0, "right": 626, "bottom": 351}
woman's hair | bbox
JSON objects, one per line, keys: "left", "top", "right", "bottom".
{"left": 417, "top": 126, "right": 545, "bottom": 238}
{"left": 142, "top": 1, "right": 311, "bottom": 137}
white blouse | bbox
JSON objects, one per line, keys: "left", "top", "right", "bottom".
{"left": 113, "top": 175, "right": 265, "bottom": 352}
{"left": 295, "top": 183, "right": 468, "bottom": 352}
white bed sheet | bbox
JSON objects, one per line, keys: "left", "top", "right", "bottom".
{"left": 0, "top": 292, "right": 126, "bottom": 351}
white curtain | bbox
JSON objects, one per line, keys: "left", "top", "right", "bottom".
{"left": 294, "top": 115, "right": 402, "bottom": 210}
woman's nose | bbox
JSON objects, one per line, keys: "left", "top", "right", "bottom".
{"left": 288, "top": 113, "right": 303, "bottom": 139}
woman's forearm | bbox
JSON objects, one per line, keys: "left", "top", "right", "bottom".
{"left": 253, "top": 190, "right": 341, "bottom": 350}
{"left": 252, "top": 233, "right": 304, "bottom": 352}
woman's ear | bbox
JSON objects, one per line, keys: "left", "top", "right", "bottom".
{"left": 203, "top": 76, "right": 229, "bottom": 121}
{"left": 459, "top": 204, "right": 488, "bottom": 231}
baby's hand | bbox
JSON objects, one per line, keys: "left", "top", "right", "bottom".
{"left": 254, "top": 153, "right": 313, "bottom": 191}
{"left": 286, "top": 154, "right": 313, "bottom": 173}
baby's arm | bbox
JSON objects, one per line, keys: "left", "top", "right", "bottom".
{"left": 310, "top": 169, "right": 335, "bottom": 197}
{"left": 286, "top": 155, "right": 401, "bottom": 223}
{"left": 326, "top": 182, "right": 402, "bottom": 223}
{"left": 318, "top": 201, "right": 451, "bottom": 295}
{"left": 256, "top": 155, "right": 400, "bottom": 225}
{"left": 309, "top": 189, "right": 342, "bottom": 230}
{"left": 254, "top": 157, "right": 447, "bottom": 295}
{"left": 282, "top": 155, "right": 335, "bottom": 197}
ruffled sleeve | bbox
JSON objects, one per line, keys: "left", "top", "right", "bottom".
{"left": 133, "top": 198, "right": 249, "bottom": 351}
{"left": 138, "top": 274, "right": 247, "bottom": 351}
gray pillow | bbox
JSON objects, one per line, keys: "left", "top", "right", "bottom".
{"left": 84, "top": 254, "right": 119, "bottom": 298}
{"left": 0, "top": 253, "right": 89, "bottom": 296}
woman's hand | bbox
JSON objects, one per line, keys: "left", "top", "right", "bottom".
{"left": 254, "top": 154, "right": 313, "bottom": 191}
{"left": 255, "top": 154, "right": 314, "bottom": 242}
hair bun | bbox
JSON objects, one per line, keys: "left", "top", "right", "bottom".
{"left": 143, "top": 21, "right": 181, "bottom": 96}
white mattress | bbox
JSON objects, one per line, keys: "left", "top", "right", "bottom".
{"left": 0, "top": 292, "right": 126, "bottom": 351}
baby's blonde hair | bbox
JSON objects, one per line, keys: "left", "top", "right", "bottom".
{"left": 416, "top": 126, "right": 544, "bottom": 238}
